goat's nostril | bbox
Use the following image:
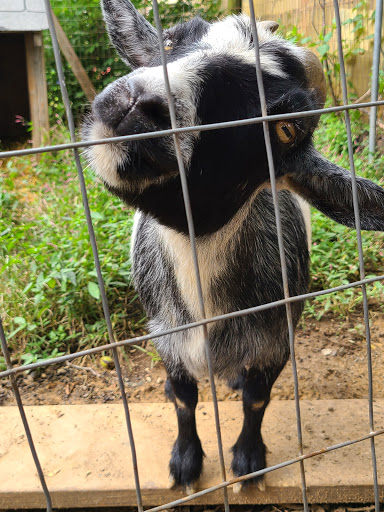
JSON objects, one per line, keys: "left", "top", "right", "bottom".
{"left": 92, "top": 82, "right": 133, "bottom": 129}
{"left": 137, "top": 94, "right": 171, "bottom": 126}
{"left": 276, "top": 121, "right": 296, "bottom": 144}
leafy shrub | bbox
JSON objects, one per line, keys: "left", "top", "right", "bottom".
{"left": 309, "top": 110, "right": 384, "bottom": 318}
{"left": 45, "top": 0, "right": 223, "bottom": 124}
{"left": 0, "top": 128, "right": 142, "bottom": 364}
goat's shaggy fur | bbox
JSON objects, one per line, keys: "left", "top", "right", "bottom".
{"left": 84, "top": 0, "right": 384, "bottom": 491}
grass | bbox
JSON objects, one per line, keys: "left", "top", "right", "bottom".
{"left": 0, "top": 129, "right": 144, "bottom": 371}
{"left": 0, "top": 111, "right": 383, "bottom": 370}
{"left": 309, "top": 109, "right": 384, "bottom": 318}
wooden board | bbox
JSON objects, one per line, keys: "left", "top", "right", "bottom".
{"left": 25, "top": 32, "right": 50, "bottom": 148}
{"left": 1, "top": 400, "right": 384, "bottom": 508}
{"left": 243, "top": 0, "right": 377, "bottom": 98}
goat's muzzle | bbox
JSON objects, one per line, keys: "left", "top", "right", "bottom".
{"left": 92, "top": 78, "right": 171, "bottom": 137}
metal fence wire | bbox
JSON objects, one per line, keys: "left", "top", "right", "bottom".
{"left": 0, "top": 0, "right": 384, "bottom": 511}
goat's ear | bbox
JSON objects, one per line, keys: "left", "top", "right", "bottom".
{"left": 102, "top": 0, "right": 159, "bottom": 68}
{"left": 259, "top": 20, "right": 279, "bottom": 33}
{"left": 283, "top": 147, "right": 384, "bottom": 231}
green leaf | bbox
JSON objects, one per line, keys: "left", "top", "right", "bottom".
{"left": 22, "top": 282, "right": 34, "bottom": 295}
{"left": 90, "top": 211, "right": 104, "bottom": 220}
{"left": 14, "top": 317, "right": 27, "bottom": 327}
{"left": 47, "top": 278, "right": 56, "bottom": 289}
{"left": 64, "top": 270, "right": 77, "bottom": 286}
{"left": 317, "top": 43, "right": 330, "bottom": 57}
{"left": 88, "top": 281, "right": 100, "bottom": 300}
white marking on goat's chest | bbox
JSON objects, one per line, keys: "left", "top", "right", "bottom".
{"left": 157, "top": 203, "right": 250, "bottom": 322}
{"left": 157, "top": 227, "right": 222, "bottom": 321}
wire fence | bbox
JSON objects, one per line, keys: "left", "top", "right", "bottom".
{"left": 243, "top": 0, "right": 382, "bottom": 100}
{"left": 1, "top": 0, "right": 384, "bottom": 511}
{"left": 44, "top": 0, "right": 223, "bottom": 123}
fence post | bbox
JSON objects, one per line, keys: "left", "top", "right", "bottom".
{"left": 368, "top": 0, "right": 383, "bottom": 160}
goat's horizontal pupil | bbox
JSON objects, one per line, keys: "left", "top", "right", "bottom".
{"left": 276, "top": 121, "right": 296, "bottom": 144}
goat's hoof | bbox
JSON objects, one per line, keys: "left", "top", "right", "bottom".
{"left": 185, "top": 484, "right": 196, "bottom": 495}
{"left": 169, "top": 436, "right": 204, "bottom": 491}
{"left": 167, "top": 474, "right": 197, "bottom": 495}
{"left": 233, "top": 482, "right": 243, "bottom": 494}
{"left": 257, "top": 477, "right": 266, "bottom": 492}
{"left": 167, "top": 475, "right": 176, "bottom": 489}
{"left": 231, "top": 437, "right": 266, "bottom": 491}
{"left": 232, "top": 477, "right": 265, "bottom": 494}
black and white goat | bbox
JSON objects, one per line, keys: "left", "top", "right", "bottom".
{"left": 84, "top": 0, "right": 384, "bottom": 493}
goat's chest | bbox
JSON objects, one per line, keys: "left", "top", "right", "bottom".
{"left": 158, "top": 225, "right": 231, "bottom": 321}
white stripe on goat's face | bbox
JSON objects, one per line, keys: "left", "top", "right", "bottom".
{"left": 200, "top": 15, "right": 288, "bottom": 77}
{"left": 84, "top": 14, "right": 288, "bottom": 192}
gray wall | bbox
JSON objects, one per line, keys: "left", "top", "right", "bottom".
{"left": 0, "top": 0, "right": 48, "bottom": 31}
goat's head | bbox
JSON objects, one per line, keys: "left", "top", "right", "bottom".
{"left": 84, "top": 0, "right": 384, "bottom": 234}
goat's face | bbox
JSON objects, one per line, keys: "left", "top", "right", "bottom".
{"left": 84, "top": 0, "right": 384, "bottom": 234}
{"left": 84, "top": 1, "right": 325, "bottom": 190}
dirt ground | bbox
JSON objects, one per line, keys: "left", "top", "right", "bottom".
{"left": 2, "top": 312, "right": 384, "bottom": 407}
{"left": 1, "top": 314, "right": 383, "bottom": 512}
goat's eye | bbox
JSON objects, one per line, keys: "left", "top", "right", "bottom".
{"left": 164, "top": 38, "right": 173, "bottom": 51}
{"left": 275, "top": 121, "right": 296, "bottom": 144}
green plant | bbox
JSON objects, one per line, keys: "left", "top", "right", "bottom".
{"left": 0, "top": 127, "right": 144, "bottom": 366}
{"left": 283, "top": 1, "right": 376, "bottom": 103}
{"left": 45, "top": 0, "right": 223, "bottom": 124}
{"left": 378, "top": 69, "right": 384, "bottom": 95}
{"left": 307, "top": 110, "right": 384, "bottom": 318}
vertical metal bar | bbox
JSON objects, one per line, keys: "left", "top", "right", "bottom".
{"left": 151, "top": 2, "right": 230, "bottom": 509}
{"left": 43, "top": 2, "right": 143, "bottom": 510}
{"left": 247, "top": 3, "right": 309, "bottom": 510}
{"left": 0, "top": 318, "right": 53, "bottom": 512}
{"left": 369, "top": 0, "right": 383, "bottom": 158}
{"left": 332, "top": 1, "right": 380, "bottom": 510}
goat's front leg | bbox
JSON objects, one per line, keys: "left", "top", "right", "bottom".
{"left": 165, "top": 373, "right": 203, "bottom": 494}
{"left": 231, "top": 363, "right": 284, "bottom": 493}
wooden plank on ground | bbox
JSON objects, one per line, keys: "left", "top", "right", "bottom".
{"left": 0, "top": 400, "right": 384, "bottom": 508}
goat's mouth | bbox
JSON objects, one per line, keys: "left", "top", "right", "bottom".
{"left": 115, "top": 138, "right": 180, "bottom": 183}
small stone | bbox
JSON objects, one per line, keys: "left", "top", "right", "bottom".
{"left": 156, "top": 377, "right": 163, "bottom": 384}
{"left": 57, "top": 368, "right": 66, "bottom": 376}
{"left": 321, "top": 348, "right": 333, "bottom": 356}
{"left": 41, "top": 373, "right": 47, "bottom": 378}
{"left": 146, "top": 376, "right": 152, "bottom": 382}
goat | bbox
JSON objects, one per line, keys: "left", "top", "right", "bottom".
{"left": 83, "top": 0, "right": 384, "bottom": 493}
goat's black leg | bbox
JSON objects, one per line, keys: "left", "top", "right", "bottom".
{"left": 165, "top": 374, "right": 203, "bottom": 493}
{"left": 231, "top": 363, "right": 285, "bottom": 492}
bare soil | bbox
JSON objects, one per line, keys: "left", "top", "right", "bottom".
{"left": 1, "top": 314, "right": 383, "bottom": 512}
{"left": 2, "top": 312, "right": 384, "bottom": 407}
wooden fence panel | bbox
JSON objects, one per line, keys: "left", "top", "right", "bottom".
{"left": 243, "top": 0, "right": 379, "bottom": 98}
